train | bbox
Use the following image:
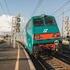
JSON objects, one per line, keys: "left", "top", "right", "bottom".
{"left": 25, "top": 14, "right": 62, "bottom": 57}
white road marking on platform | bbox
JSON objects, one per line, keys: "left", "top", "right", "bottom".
{"left": 15, "top": 44, "right": 20, "bottom": 70}
{"left": 21, "top": 46, "right": 36, "bottom": 70}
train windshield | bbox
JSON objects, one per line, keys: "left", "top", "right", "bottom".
{"left": 34, "top": 18, "right": 44, "bottom": 26}
{"left": 44, "top": 16, "right": 56, "bottom": 25}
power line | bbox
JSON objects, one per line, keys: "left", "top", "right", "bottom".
{"left": 0, "top": 1, "right": 5, "bottom": 13}
{"left": 64, "top": 8, "right": 70, "bottom": 13}
{"left": 56, "top": 8, "right": 70, "bottom": 18}
{"left": 4, "top": 0, "right": 10, "bottom": 14}
{"left": 52, "top": 0, "right": 70, "bottom": 15}
{"left": 31, "top": 0, "right": 43, "bottom": 17}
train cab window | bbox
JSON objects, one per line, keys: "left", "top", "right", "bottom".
{"left": 44, "top": 16, "right": 56, "bottom": 24}
{"left": 33, "top": 18, "right": 44, "bottom": 26}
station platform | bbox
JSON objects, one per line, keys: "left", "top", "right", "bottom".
{"left": 0, "top": 42, "right": 35, "bottom": 70}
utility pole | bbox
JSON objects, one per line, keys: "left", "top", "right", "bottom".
{"left": 62, "top": 16, "right": 70, "bottom": 38}
{"left": 62, "top": 12, "right": 64, "bottom": 38}
{"left": 15, "top": 14, "right": 21, "bottom": 33}
{"left": 64, "top": 16, "right": 69, "bottom": 38}
{"left": 11, "top": 15, "right": 21, "bottom": 48}
{"left": 11, "top": 16, "right": 16, "bottom": 48}
{"left": 15, "top": 14, "right": 21, "bottom": 44}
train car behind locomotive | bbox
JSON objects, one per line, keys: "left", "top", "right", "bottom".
{"left": 25, "top": 14, "right": 62, "bottom": 57}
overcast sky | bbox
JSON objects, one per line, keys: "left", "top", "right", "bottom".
{"left": 0, "top": 15, "right": 12, "bottom": 32}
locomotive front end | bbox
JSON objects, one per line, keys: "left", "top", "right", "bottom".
{"left": 33, "top": 15, "right": 62, "bottom": 52}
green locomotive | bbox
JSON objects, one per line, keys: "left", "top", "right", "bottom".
{"left": 25, "top": 14, "right": 62, "bottom": 57}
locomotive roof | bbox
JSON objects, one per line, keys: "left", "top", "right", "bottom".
{"left": 32, "top": 14, "right": 55, "bottom": 19}
{"left": 26, "top": 14, "right": 55, "bottom": 24}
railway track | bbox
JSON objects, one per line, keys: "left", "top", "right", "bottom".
{"left": 31, "top": 54, "right": 70, "bottom": 70}
{"left": 46, "top": 57, "right": 70, "bottom": 70}
{"left": 24, "top": 45, "right": 70, "bottom": 70}
{"left": 30, "top": 55, "right": 54, "bottom": 70}
{"left": 53, "top": 52, "right": 70, "bottom": 65}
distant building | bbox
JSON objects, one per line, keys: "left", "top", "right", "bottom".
{"left": 62, "top": 16, "right": 70, "bottom": 37}
{"left": 0, "top": 32, "right": 11, "bottom": 36}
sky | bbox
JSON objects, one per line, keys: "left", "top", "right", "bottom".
{"left": 0, "top": 15, "right": 12, "bottom": 32}
{"left": 0, "top": 0, "right": 70, "bottom": 33}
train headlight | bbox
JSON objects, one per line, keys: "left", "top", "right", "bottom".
{"left": 54, "top": 40, "right": 59, "bottom": 45}
{"left": 34, "top": 34, "right": 40, "bottom": 40}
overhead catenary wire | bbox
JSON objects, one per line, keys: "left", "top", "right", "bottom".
{"left": 52, "top": 0, "right": 70, "bottom": 15}
{"left": 4, "top": 0, "right": 10, "bottom": 14}
{"left": 55, "top": 8, "right": 70, "bottom": 18}
{"left": 64, "top": 8, "right": 70, "bottom": 13}
{"left": 0, "top": 1, "right": 5, "bottom": 13}
{"left": 31, "top": 0, "right": 44, "bottom": 17}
